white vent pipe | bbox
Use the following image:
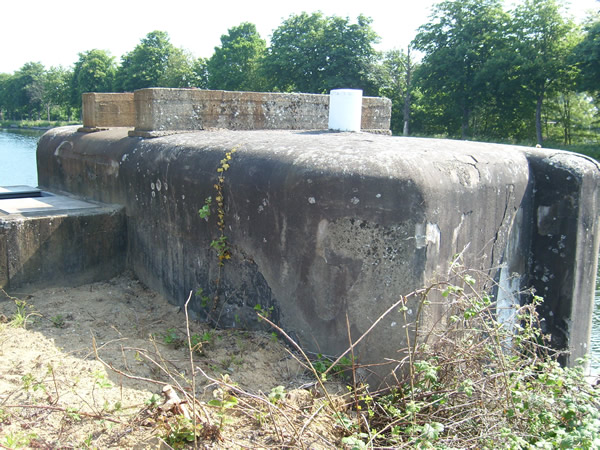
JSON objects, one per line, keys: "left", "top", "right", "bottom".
{"left": 328, "top": 89, "right": 363, "bottom": 132}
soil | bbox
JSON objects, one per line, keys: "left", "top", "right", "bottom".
{"left": 0, "top": 274, "right": 346, "bottom": 449}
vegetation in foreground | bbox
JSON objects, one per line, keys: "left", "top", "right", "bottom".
{"left": 0, "top": 261, "right": 598, "bottom": 449}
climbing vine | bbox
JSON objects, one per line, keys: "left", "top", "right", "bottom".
{"left": 198, "top": 147, "right": 238, "bottom": 313}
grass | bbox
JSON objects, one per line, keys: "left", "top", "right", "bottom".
{"left": 0, "top": 119, "right": 80, "bottom": 129}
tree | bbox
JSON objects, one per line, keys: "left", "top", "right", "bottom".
{"left": 192, "top": 58, "right": 209, "bottom": 89}
{"left": 115, "top": 31, "right": 177, "bottom": 92}
{"left": 413, "top": 0, "right": 509, "bottom": 139}
{"left": 207, "top": 22, "right": 266, "bottom": 91}
{"left": 5, "top": 62, "right": 46, "bottom": 120}
{"left": 265, "top": 12, "right": 379, "bottom": 94}
{"left": 43, "top": 66, "right": 72, "bottom": 121}
{"left": 0, "top": 73, "right": 12, "bottom": 120}
{"left": 71, "top": 49, "right": 116, "bottom": 109}
{"left": 159, "top": 48, "right": 205, "bottom": 88}
{"left": 573, "top": 13, "right": 600, "bottom": 103}
{"left": 376, "top": 48, "right": 417, "bottom": 135}
{"left": 510, "top": 0, "right": 578, "bottom": 145}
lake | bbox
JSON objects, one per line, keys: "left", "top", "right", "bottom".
{"left": 0, "top": 128, "right": 45, "bottom": 187}
{"left": 1, "top": 128, "right": 599, "bottom": 372}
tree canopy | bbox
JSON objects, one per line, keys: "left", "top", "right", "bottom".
{"left": 0, "top": 6, "right": 598, "bottom": 146}
{"left": 115, "top": 31, "right": 177, "bottom": 92}
{"left": 207, "top": 22, "right": 267, "bottom": 91}
{"left": 265, "top": 12, "right": 379, "bottom": 94}
{"left": 71, "top": 49, "right": 116, "bottom": 108}
{"left": 574, "top": 13, "right": 600, "bottom": 103}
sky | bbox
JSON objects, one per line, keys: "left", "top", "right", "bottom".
{"left": 2, "top": 0, "right": 598, "bottom": 74}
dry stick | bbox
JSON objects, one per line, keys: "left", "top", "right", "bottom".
{"left": 93, "top": 338, "right": 170, "bottom": 388}
{"left": 297, "top": 403, "right": 324, "bottom": 440}
{"left": 95, "top": 338, "right": 210, "bottom": 425}
{"left": 257, "top": 313, "right": 340, "bottom": 417}
{"left": 322, "top": 287, "right": 429, "bottom": 379}
{"left": 2, "top": 404, "right": 123, "bottom": 424}
{"left": 48, "top": 364, "right": 60, "bottom": 405}
{"left": 142, "top": 340, "right": 193, "bottom": 395}
{"left": 266, "top": 400, "right": 286, "bottom": 446}
{"left": 183, "top": 290, "right": 205, "bottom": 450}
{"left": 194, "top": 365, "right": 302, "bottom": 444}
{"left": 345, "top": 313, "right": 362, "bottom": 433}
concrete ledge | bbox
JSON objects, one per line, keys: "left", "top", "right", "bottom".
{"left": 0, "top": 191, "right": 127, "bottom": 290}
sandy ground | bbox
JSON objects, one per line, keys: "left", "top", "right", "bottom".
{"left": 0, "top": 274, "right": 345, "bottom": 449}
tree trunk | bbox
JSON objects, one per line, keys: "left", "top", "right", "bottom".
{"left": 536, "top": 92, "right": 544, "bottom": 146}
{"left": 403, "top": 47, "right": 412, "bottom": 137}
{"left": 461, "top": 106, "right": 470, "bottom": 140}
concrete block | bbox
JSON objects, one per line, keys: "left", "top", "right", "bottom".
{"left": 35, "top": 127, "right": 600, "bottom": 385}
{"left": 0, "top": 192, "right": 127, "bottom": 290}
{"left": 81, "top": 92, "right": 135, "bottom": 129}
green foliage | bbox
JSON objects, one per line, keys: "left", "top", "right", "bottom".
{"left": 198, "top": 196, "right": 212, "bottom": 220}
{"left": 66, "top": 407, "right": 82, "bottom": 422}
{"left": 70, "top": 49, "right": 116, "bottom": 108}
{"left": 268, "top": 385, "right": 286, "bottom": 404}
{"left": 207, "top": 22, "right": 267, "bottom": 91}
{"left": 253, "top": 303, "right": 273, "bottom": 321}
{"left": 312, "top": 353, "right": 353, "bottom": 380}
{"left": 190, "top": 330, "right": 213, "bottom": 353}
{"left": 341, "top": 268, "right": 600, "bottom": 448}
{"left": 208, "top": 380, "right": 239, "bottom": 430}
{"left": 573, "top": 13, "right": 600, "bottom": 103}
{"left": 93, "top": 370, "right": 113, "bottom": 389}
{"left": 159, "top": 327, "right": 184, "bottom": 349}
{"left": 210, "top": 235, "right": 230, "bottom": 264}
{"left": 114, "top": 30, "right": 199, "bottom": 92}
{"left": 9, "top": 298, "right": 39, "bottom": 328}
{"left": 510, "top": 0, "right": 579, "bottom": 145}
{"left": 160, "top": 414, "right": 203, "bottom": 448}
{"left": 375, "top": 48, "right": 416, "bottom": 135}
{"left": 21, "top": 373, "right": 46, "bottom": 393}
{"left": 1, "top": 8, "right": 598, "bottom": 144}
{"left": 265, "top": 12, "right": 379, "bottom": 94}
{"left": 51, "top": 314, "right": 65, "bottom": 328}
{"left": 145, "top": 393, "right": 161, "bottom": 408}
{"left": 413, "top": 0, "right": 509, "bottom": 139}
{"left": 195, "top": 288, "right": 211, "bottom": 308}
{"left": 2, "top": 432, "right": 38, "bottom": 448}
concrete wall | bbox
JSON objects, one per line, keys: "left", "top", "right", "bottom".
{"left": 36, "top": 126, "right": 600, "bottom": 386}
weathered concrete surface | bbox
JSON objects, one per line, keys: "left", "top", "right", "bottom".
{"left": 81, "top": 93, "right": 135, "bottom": 130}
{"left": 0, "top": 191, "right": 127, "bottom": 290}
{"left": 523, "top": 151, "right": 600, "bottom": 362}
{"left": 36, "top": 126, "right": 600, "bottom": 384}
{"left": 130, "top": 88, "right": 391, "bottom": 136}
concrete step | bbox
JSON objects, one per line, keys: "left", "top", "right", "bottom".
{"left": 0, "top": 188, "right": 126, "bottom": 290}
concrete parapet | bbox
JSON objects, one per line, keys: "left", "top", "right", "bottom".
{"left": 80, "top": 88, "right": 391, "bottom": 135}
{"left": 81, "top": 92, "right": 135, "bottom": 131}
{"left": 36, "top": 126, "right": 600, "bottom": 385}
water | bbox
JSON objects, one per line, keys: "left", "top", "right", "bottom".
{"left": 0, "top": 128, "right": 45, "bottom": 187}
{"left": 1, "top": 128, "right": 600, "bottom": 369}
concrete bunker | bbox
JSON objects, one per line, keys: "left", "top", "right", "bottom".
{"left": 5, "top": 88, "right": 599, "bottom": 387}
